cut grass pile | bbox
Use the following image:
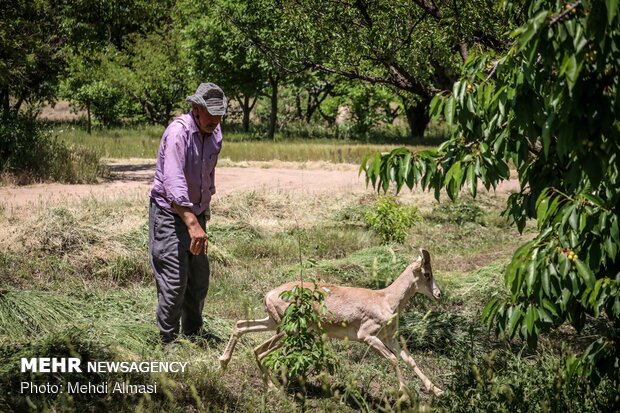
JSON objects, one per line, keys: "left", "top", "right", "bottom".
{"left": 0, "top": 186, "right": 616, "bottom": 412}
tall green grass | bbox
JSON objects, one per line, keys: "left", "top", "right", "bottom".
{"left": 56, "top": 125, "right": 435, "bottom": 162}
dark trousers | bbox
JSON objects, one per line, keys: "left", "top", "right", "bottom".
{"left": 148, "top": 198, "right": 210, "bottom": 340}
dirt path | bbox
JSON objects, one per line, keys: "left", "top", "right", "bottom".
{"left": 0, "top": 160, "right": 366, "bottom": 214}
{"left": 0, "top": 159, "right": 520, "bottom": 214}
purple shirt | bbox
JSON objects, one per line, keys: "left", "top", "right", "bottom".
{"left": 150, "top": 112, "right": 222, "bottom": 216}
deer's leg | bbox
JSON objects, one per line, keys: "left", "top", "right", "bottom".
{"left": 219, "top": 316, "right": 276, "bottom": 370}
{"left": 253, "top": 332, "right": 285, "bottom": 389}
{"left": 363, "top": 336, "right": 408, "bottom": 395}
{"left": 386, "top": 338, "right": 444, "bottom": 397}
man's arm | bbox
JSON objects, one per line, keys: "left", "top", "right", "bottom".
{"left": 173, "top": 203, "right": 208, "bottom": 256}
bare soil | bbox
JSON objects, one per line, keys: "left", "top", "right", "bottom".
{"left": 0, "top": 159, "right": 520, "bottom": 215}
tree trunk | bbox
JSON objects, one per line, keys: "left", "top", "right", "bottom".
{"left": 13, "top": 95, "right": 25, "bottom": 115}
{"left": 404, "top": 98, "right": 431, "bottom": 139}
{"left": 305, "top": 92, "right": 314, "bottom": 123}
{"left": 242, "top": 95, "right": 251, "bottom": 133}
{"left": 295, "top": 93, "right": 303, "bottom": 120}
{"left": 267, "top": 74, "right": 279, "bottom": 139}
{"left": 1, "top": 88, "right": 9, "bottom": 116}
{"left": 87, "top": 102, "right": 92, "bottom": 134}
{"left": 459, "top": 41, "right": 469, "bottom": 61}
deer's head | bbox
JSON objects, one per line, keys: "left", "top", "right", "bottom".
{"left": 415, "top": 248, "right": 441, "bottom": 300}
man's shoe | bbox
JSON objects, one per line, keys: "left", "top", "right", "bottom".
{"left": 185, "top": 329, "right": 223, "bottom": 344}
{"left": 160, "top": 332, "right": 177, "bottom": 344}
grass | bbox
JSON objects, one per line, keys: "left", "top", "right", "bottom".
{"left": 0, "top": 182, "right": 617, "bottom": 411}
{"left": 55, "top": 124, "right": 436, "bottom": 163}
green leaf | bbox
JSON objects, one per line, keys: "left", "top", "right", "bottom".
{"left": 444, "top": 161, "right": 463, "bottom": 200}
{"left": 429, "top": 94, "right": 444, "bottom": 119}
{"left": 538, "top": 307, "right": 553, "bottom": 323}
{"left": 517, "top": 10, "right": 548, "bottom": 48}
{"left": 611, "top": 215, "right": 619, "bottom": 244}
{"left": 558, "top": 253, "right": 571, "bottom": 277}
{"left": 588, "top": 279, "right": 603, "bottom": 307}
{"left": 569, "top": 207, "right": 579, "bottom": 231}
{"left": 559, "top": 54, "right": 581, "bottom": 89}
{"left": 466, "top": 94, "right": 475, "bottom": 114}
{"left": 526, "top": 259, "right": 537, "bottom": 295}
{"left": 445, "top": 97, "right": 455, "bottom": 125}
{"left": 575, "top": 259, "right": 595, "bottom": 288}
{"left": 606, "top": 0, "right": 618, "bottom": 24}
{"left": 542, "top": 268, "right": 551, "bottom": 297}
{"left": 541, "top": 112, "right": 555, "bottom": 158}
{"left": 482, "top": 298, "right": 500, "bottom": 325}
{"left": 525, "top": 305, "right": 538, "bottom": 335}
{"left": 542, "top": 299, "right": 558, "bottom": 317}
{"left": 561, "top": 288, "right": 572, "bottom": 311}
{"left": 605, "top": 236, "right": 617, "bottom": 261}
{"left": 467, "top": 164, "right": 477, "bottom": 198}
{"left": 537, "top": 195, "right": 550, "bottom": 224}
{"left": 580, "top": 193, "right": 605, "bottom": 208}
{"left": 507, "top": 305, "right": 523, "bottom": 338}
{"left": 359, "top": 153, "right": 369, "bottom": 174}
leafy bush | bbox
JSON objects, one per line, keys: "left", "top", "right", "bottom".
{"left": 0, "top": 115, "right": 104, "bottom": 183}
{"left": 364, "top": 195, "right": 420, "bottom": 243}
{"left": 333, "top": 204, "right": 372, "bottom": 227}
{"left": 262, "top": 281, "right": 338, "bottom": 387}
{"left": 441, "top": 347, "right": 618, "bottom": 413}
{"left": 428, "top": 200, "right": 486, "bottom": 226}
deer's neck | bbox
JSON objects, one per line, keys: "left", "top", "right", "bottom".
{"left": 384, "top": 263, "right": 420, "bottom": 314}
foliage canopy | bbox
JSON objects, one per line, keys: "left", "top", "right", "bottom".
{"left": 362, "top": 0, "right": 620, "bottom": 382}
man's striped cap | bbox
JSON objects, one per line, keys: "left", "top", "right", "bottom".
{"left": 186, "top": 83, "right": 227, "bottom": 116}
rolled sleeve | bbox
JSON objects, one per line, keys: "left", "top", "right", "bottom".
{"left": 162, "top": 128, "right": 192, "bottom": 208}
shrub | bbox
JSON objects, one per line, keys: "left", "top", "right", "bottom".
{"left": 333, "top": 204, "right": 372, "bottom": 227}
{"left": 262, "top": 281, "right": 338, "bottom": 388}
{"left": 0, "top": 114, "right": 104, "bottom": 183}
{"left": 364, "top": 195, "right": 419, "bottom": 243}
{"left": 428, "top": 200, "right": 486, "bottom": 226}
{"left": 441, "top": 347, "right": 618, "bottom": 413}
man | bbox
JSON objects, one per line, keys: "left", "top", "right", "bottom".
{"left": 149, "top": 82, "right": 227, "bottom": 343}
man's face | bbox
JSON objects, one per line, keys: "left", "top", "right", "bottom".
{"left": 193, "top": 105, "right": 222, "bottom": 134}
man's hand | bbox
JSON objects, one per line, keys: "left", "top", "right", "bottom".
{"left": 187, "top": 223, "right": 208, "bottom": 255}
{"left": 172, "top": 203, "right": 208, "bottom": 255}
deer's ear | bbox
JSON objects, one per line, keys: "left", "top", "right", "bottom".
{"left": 419, "top": 248, "right": 431, "bottom": 270}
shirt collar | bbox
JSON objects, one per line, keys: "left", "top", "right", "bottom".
{"left": 188, "top": 111, "right": 201, "bottom": 136}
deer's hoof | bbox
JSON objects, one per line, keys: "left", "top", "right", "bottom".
{"left": 431, "top": 386, "right": 444, "bottom": 397}
{"left": 218, "top": 356, "right": 229, "bottom": 371}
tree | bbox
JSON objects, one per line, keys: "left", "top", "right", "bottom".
{"left": 0, "top": 0, "right": 69, "bottom": 116}
{"left": 363, "top": 0, "right": 619, "bottom": 382}
{"left": 115, "top": 27, "right": 192, "bottom": 126}
{"left": 176, "top": 0, "right": 268, "bottom": 133}
{"left": 61, "top": 48, "right": 139, "bottom": 130}
{"left": 226, "top": 0, "right": 514, "bottom": 139}
{"left": 220, "top": 0, "right": 306, "bottom": 138}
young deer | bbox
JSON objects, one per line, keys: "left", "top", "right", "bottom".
{"left": 219, "top": 248, "right": 444, "bottom": 397}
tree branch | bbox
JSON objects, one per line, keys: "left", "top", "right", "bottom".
{"left": 353, "top": 0, "right": 373, "bottom": 28}
{"left": 550, "top": 1, "right": 581, "bottom": 26}
{"left": 412, "top": 0, "right": 443, "bottom": 19}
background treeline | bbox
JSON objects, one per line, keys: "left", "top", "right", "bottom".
{"left": 1, "top": 0, "right": 520, "bottom": 141}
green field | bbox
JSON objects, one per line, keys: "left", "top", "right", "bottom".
{"left": 55, "top": 125, "right": 434, "bottom": 163}
{"left": 0, "top": 181, "right": 614, "bottom": 412}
